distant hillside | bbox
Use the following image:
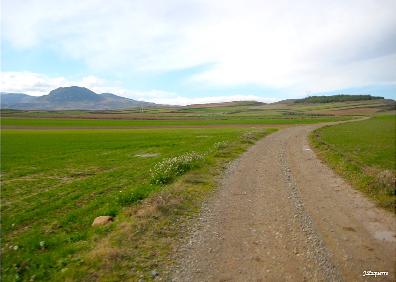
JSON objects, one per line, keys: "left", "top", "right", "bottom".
{"left": 187, "top": 101, "right": 265, "bottom": 108}
{"left": 0, "top": 86, "right": 159, "bottom": 110}
{"left": 295, "top": 95, "right": 384, "bottom": 103}
{"left": 0, "top": 93, "right": 36, "bottom": 105}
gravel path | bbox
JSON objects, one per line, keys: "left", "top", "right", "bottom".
{"left": 171, "top": 125, "right": 395, "bottom": 281}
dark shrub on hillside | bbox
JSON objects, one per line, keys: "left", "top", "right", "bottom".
{"left": 295, "top": 95, "right": 384, "bottom": 103}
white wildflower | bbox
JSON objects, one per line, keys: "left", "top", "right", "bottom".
{"left": 150, "top": 151, "right": 205, "bottom": 185}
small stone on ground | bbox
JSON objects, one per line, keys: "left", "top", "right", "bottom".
{"left": 92, "top": 216, "right": 113, "bottom": 226}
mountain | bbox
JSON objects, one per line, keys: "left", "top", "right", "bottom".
{"left": 1, "top": 93, "right": 36, "bottom": 106}
{"left": 0, "top": 86, "right": 159, "bottom": 110}
{"left": 40, "top": 86, "right": 102, "bottom": 103}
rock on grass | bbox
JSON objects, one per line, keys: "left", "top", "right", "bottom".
{"left": 92, "top": 216, "right": 113, "bottom": 227}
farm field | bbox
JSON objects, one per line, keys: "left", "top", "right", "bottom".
{"left": 1, "top": 116, "right": 350, "bottom": 128}
{"left": 4, "top": 99, "right": 394, "bottom": 128}
{"left": 2, "top": 98, "right": 394, "bottom": 119}
{"left": 310, "top": 114, "right": 396, "bottom": 211}
{"left": 1, "top": 125, "right": 275, "bottom": 281}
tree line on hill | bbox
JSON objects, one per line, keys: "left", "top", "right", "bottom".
{"left": 295, "top": 95, "right": 384, "bottom": 103}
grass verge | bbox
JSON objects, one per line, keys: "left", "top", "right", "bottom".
{"left": 309, "top": 115, "right": 395, "bottom": 212}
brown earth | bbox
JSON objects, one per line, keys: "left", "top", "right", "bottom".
{"left": 172, "top": 125, "right": 395, "bottom": 281}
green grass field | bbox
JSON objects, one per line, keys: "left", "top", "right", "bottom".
{"left": 2, "top": 116, "right": 349, "bottom": 127}
{"left": 310, "top": 115, "right": 396, "bottom": 211}
{"left": 1, "top": 126, "right": 275, "bottom": 281}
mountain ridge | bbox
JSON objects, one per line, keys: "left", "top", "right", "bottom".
{"left": 0, "top": 86, "right": 160, "bottom": 110}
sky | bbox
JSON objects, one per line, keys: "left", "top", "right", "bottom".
{"left": 1, "top": 0, "right": 395, "bottom": 105}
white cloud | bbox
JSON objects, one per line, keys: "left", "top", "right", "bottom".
{"left": 0, "top": 71, "right": 277, "bottom": 105}
{"left": 129, "top": 91, "right": 278, "bottom": 105}
{"left": 0, "top": 71, "right": 125, "bottom": 96}
{"left": 2, "top": 0, "right": 396, "bottom": 93}
{"left": 0, "top": 72, "right": 67, "bottom": 95}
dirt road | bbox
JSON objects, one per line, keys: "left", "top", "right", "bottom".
{"left": 172, "top": 125, "right": 395, "bottom": 281}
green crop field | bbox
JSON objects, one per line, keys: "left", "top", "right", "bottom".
{"left": 1, "top": 126, "right": 275, "bottom": 281}
{"left": 2, "top": 116, "right": 349, "bottom": 128}
{"left": 310, "top": 115, "right": 396, "bottom": 211}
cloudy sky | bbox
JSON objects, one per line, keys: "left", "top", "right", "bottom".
{"left": 1, "top": 0, "right": 395, "bottom": 105}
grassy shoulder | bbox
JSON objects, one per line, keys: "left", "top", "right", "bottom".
{"left": 1, "top": 127, "right": 276, "bottom": 281}
{"left": 310, "top": 115, "right": 395, "bottom": 212}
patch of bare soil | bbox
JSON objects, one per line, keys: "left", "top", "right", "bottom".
{"left": 172, "top": 125, "right": 395, "bottom": 281}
